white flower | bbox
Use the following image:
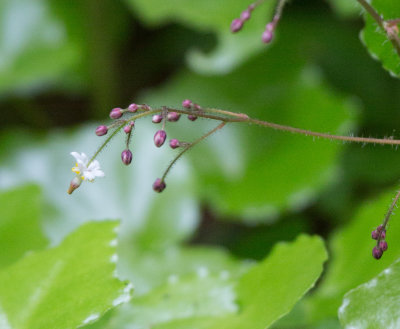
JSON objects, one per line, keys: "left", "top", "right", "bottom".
{"left": 71, "top": 152, "right": 104, "bottom": 181}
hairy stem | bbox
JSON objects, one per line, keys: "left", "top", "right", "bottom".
{"left": 161, "top": 122, "right": 226, "bottom": 181}
{"left": 377, "top": 189, "right": 400, "bottom": 245}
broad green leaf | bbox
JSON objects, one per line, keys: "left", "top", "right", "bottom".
{"left": 339, "top": 258, "right": 400, "bottom": 329}
{"left": 151, "top": 235, "right": 327, "bottom": 329}
{"left": 87, "top": 271, "right": 239, "bottom": 329}
{"left": 139, "top": 50, "right": 354, "bottom": 219}
{"left": 0, "top": 221, "right": 132, "bottom": 329}
{"left": 0, "top": 0, "right": 81, "bottom": 94}
{"left": 0, "top": 185, "right": 48, "bottom": 268}
{"left": 125, "top": 0, "right": 274, "bottom": 74}
{"left": 0, "top": 122, "right": 199, "bottom": 247}
{"left": 88, "top": 235, "right": 326, "bottom": 329}
{"left": 361, "top": 0, "right": 400, "bottom": 77}
{"left": 118, "top": 245, "right": 250, "bottom": 296}
{"left": 327, "top": 0, "right": 360, "bottom": 18}
{"left": 306, "top": 188, "right": 400, "bottom": 322}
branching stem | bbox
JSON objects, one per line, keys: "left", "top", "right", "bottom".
{"left": 161, "top": 122, "right": 226, "bottom": 181}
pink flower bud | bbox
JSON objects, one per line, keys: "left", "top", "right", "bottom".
{"left": 121, "top": 149, "right": 133, "bottom": 165}
{"left": 154, "top": 130, "right": 167, "bottom": 147}
{"left": 169, "top": 139, "right": 180, "bottom": 149}
{"left": 231, "top": 18, "right": 243, "bottom": 33}
{"left": 167, "top": 112, "right": 180, "bottom": 122}
{"left": 152, "top": 114, "right": 163, "bottom": 123}
{"left": 153, "top": 178, "right": 166, "bottom": 193}
{"left": 241, "top": 10, "right": 251, "bottom": 21}
{"left": 188, "top": 114, "right": 198, "bottom": 121}
{"left": 372, "top": 246, "right": 383, "bottom": 260}
{"left": 265, "top": 22, "right": 275, "bottom": 32}
{"left": 371, "top": 230, "right": 379, "bottom": 240}
{"left": 110, "top": 108, "right": 123, "bottom": 119}
{"left": 379, "top": 240, "right": 388, "bottom": 252}
{"left": 128, "top": 103, "right": 138, "bottom": 112}
{"left": 124, "top": 125, "right": 132, "bottom": 134}
{"left": 95, "top": 125, "right": 108, "bottom": 136}
{"left": 182, "top": 99, "right": 192, "bottom": 108}
{"left": 262, "top": 30, "right": 274, "bottom": 43}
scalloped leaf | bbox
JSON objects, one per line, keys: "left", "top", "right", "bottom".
{"left": 0, "top": 221, "right": 132, "bottom": 329}
{"left": 124, "top": 0, "right": 274, "bottom": 74}
{"left": 88, "top": 235, "right": 327, "bottom": 329}
{"left": 0, "top": 185, "right": 48, "bottom": 268}
{"left": 361, "top": 0, "right": 400, "bottom": 77}
{"left": 339, "top": 258, "right": 400, "bottom": 328}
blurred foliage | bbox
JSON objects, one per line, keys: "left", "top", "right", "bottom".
{"left": 0, "top": 221, "right": 131, "bottom": 329}
{"left": 0, "top": 185, "right": 48, "bottom": 268}
{"left": 1, "top": 0, "right": 400, "bottom": 328}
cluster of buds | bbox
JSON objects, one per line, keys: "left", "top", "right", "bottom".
{"left": 68, "top": 99, "right": 216, "bottom": 195}
{"left": 230, "top": 0, "right": 286, "bottom": 44}
{"left": 371, "top": 225, "right": 388, "bottom": 259}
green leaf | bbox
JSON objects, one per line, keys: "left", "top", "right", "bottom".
{"left": 0, "top": 185, "right": 48, "bottom": 268}
{"left": 327, "top": 0, "right": 360, "bottom": 18}
{"left": 124, "top": 0, "right": 274, "bottom": 74}
{"left": 306, "top": 188, "right": 400, "bottom": 322}
{"left": 0, "top": 221, "right": 132, "bottom": 329}
{"left": 119, "top": 245, "right": 250, "bottom": 296}
{"left": 339, "top": 258, "right": 400, "bottom": 328}
{"left": 88, "top": 235, "right": 326, "bottom": 329}
{"left": 361, "top": 0, "right": 400, "bottom": 77}
{"left": 0, "top": 0, "right": 81, "bottom": 94}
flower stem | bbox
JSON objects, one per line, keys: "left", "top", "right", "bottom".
{"left": 89, "top": 122, "right": 125, "bottom": 165}
{"left": 377, "top": 189, "right": 400, "bottom": 246}
{"left": 161, "top": 122, "right": 226, "bottom": 182}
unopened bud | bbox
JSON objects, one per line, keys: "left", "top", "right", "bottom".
{"left": 124, "top": 125, "right": 132, "bottom": 134}
{"left": 68, "top": 176, "right": 82, "bottom": 194}
{"left": 231, "top": 18, "right": 243, "bottom": 33}
{"left": 95, "top": 125, "right": 108, "bottom": 136}
{"left": 262, "top": 30, "right": 274, "bottom": 43}
{"left": 152, "top": 114, "right": 163, "bottom": 124}
{"left": 128, "top": 103, "right": 138, "bottom": 112}
{"left": 154, "top": 130, "right": 167, "bottom": 147}
{"left": 240, "top": 10, "right": 251, "bottom": 21}
{"left": 153, "top": 178, "right": 166, "bottom": 193}
{"left": 188, "top": 114, "right": 198, "bottom": 121}
{"left": 169, "top": 139, "right": 180, "bottom": 149}
{"left": 110, "top": 108, "right": 123, "bottom": 119}
{"left": 121, "top": 149, "right": 133, "bottom": 165}
{"left": 167, "top": 112, "right": 180, "bottom": 122}
{"left": 371, "top": 230, "right": 379, "bottom": 240}
{"left": 379, "top": 240, "right": 388, "bottom": 252}
{"left": 372, "top": 246, "right": 383, "bottom": 260}
{"left": 182, "top": 99, "right": 192, "bottom": 108}
{"left": 265, "top": 22, "right": 275, "bottom": 32}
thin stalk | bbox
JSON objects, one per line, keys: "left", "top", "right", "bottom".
{"left": 89, "top": 122, "right": 125, "bottom": 165}
{"left": 377, "top": 189, "right": 400, "bottom": 245}
{"left": 161, "top": 122, "right": 226, "bottom": 181}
